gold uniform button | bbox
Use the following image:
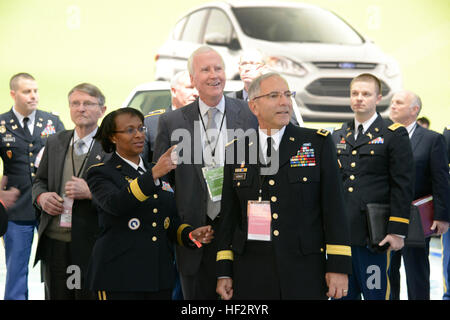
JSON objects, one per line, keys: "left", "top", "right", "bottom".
{"left": 370, "top": 150, "right": 375, "bottom": 155}
{"left": 153, "top": 208, "right": 158, "bottom": 213}
{"left": 338, "top": 150, "right": 341, "bottom": 154}
{"left": 30, "top": 163, "right": 34, "bottom": 167}
{"left": 237, "top": 182, "right": 241, "bottom": 187}
{"left": 6, "top": 143, "right": 10, "bottom": 147}
{"left": 29, "top": 143, "right": 33, "bottom": 148}
{"left": 272, "top": 213, "right": 278, "bottom": 219}
{"left": 350, "top": 175, "right": 355, "bottom": 180}
{"left": 152, "top": 222, "right": 157, "bottom": 227}
{"left": 351, "top": 162, "right": 356, "bottom": 168}
{"left": 271, "top": 196, "right": 277, "bottom": 202}
{"left": 352, "top": 150, "right": 357, "bottom": 155}
{"left": 268, "top": 179, "right": 275, "bottom": 186}
{"left": 348, "top": 187, "right": 354, "bottom": 192}
{"left": 153, "top": 194, "right": 158, "bottom": 199}
{"left": 152, "top": 236, "right": 157, "bottom": 242}
{"left": 29, "top": 152, "right": 33, "bottom": 157}
{"left": 320, "top": 248, "right": 324, "bottom": 252}
{"left": 273, "top": 230, "right": 279, "bottom": 236}
{"left": 302, "top": 177, "right": 308, "bottom": 182}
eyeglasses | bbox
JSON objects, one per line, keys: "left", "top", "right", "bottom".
{"left": 113, "top": 126, "right": 147, "bottom": 135}
{"left": 69, "top": 101, "right": 100, "bottom": 108}
{"left": 252, "top": 91, "right": 296, "bottom": 101}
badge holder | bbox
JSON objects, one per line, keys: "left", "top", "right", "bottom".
{"left": 247, "top": 200, "right": 272, "bottom": 241}
{"left": 202, "top": 165, "right": 224, "bottom": 202}
{"left": 60, "top": 194, "right": 73, "bottom": 228}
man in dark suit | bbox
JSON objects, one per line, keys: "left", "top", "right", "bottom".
{"left": 227, "top": 49, "right": 304, "bottom": 127}
{"left": 153, "top": 46, "right": 258, "bottom": 299}
{"left": 216, "top": 72, "right": 352, "bottom": 300}
{"left": 32, "top": 83, "right": 110, "bottom": 299}
{"left": 0, "top": 73, "right": 65, "bottom": 300}
{"left": 143, "top": 70, "right": 198, "bottom": 163}
{"left": 388, "top": 91, "right": 449, "bottom": 300}
{"left": 332, "top": 74, "right": 414, "bottom": 300}
{"left": 443, "top": 125, "right": 450, "bottom": 300}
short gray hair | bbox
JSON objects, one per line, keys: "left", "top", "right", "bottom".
{"left": 170, "top": 70, "right": 190, "bottom": 89}
{"left": 410, "top": 92, "right": 422, "bottom": 116}
{"left": 187, "top": 45, "right": 225, "bottom": 75}
{"left": 68, "top": 83, "right": 105, "bottom": 106}
{"left": 248, "top": 72, "right": 288, "bottom": 100}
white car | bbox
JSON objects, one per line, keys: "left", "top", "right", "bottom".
{"left": 154, "top": 1, "right": 402, "bottom": 122}
{"left": 122, "top": 80, "right": 244, "bottom": 115}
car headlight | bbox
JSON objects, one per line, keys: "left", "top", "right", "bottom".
{"left": 384, "top": 59, "right": 401, "bottom": 78}
{"left": 265, "top": 56, "right": 307, "bottom": 77}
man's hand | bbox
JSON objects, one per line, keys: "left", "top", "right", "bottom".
{"left": 152, "top": 145, "right": 177, "bottom": 180}
{"left": 0, "top": 176, "right": 20, "bottom": 209}
{"left": 379, "top": 234, "right": 404, "bottom": 251}
{"left": 65, "top": 176, "right": 91, "bottom": 200}
{"left": 216, "top": 278, "right": 233, "bottom": 300}
{"left": 38, "top": 192, "right": 64, "bottom": 216}
{"left": 431, "top": 220, "right": 449, "bottom": 236}
{"left": 326, "top": 272, "right": 348, "bottom": 299}
{"left": 191, "top": 225, "right": 214, "bottom": 244}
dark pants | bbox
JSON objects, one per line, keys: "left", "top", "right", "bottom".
{"left": 97, "top": 290, "right": 172, "bottom": 300}
{"left": 390, "top": 238, "right": 431, "bottom": 300}
{"left": 41, "top": 236, "right": 95, "bottom": 300}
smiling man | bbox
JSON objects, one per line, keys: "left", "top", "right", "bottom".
{"left": 32, "top": 83, "right": 110, "bottom": 300}
{"left": 153, "top": 46, "right": 258, "bottom": 299}
{"left": 0, "top": 73, "right": 65, "bottom": 300}
{"left": 216, "top": 73, "right": 352, "bottom": 299}
{"left": 332, "top": 73, "right": 414, "bottom": 300}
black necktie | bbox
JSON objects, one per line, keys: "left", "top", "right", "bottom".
{"left": 356, "top": 124, "right": 364, "bottom": 143}
{"left": 23, "top": 117, "right": 32, "bottom": 139}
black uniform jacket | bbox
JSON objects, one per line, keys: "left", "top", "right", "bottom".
{"left": 0, "top": 108, "right": 64, "bottom": 221}
{"left": 86, "top": 152, "right": 196, "bottom": 292}
{"left": 332, "top": 114, "right": 414, "bottom": 246}
{"left": 217, "top": 123, "right": 352, "bottom": 293}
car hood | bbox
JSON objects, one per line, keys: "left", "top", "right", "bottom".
{"left": 246, "top": 39, "right": 389, "bottom": 64}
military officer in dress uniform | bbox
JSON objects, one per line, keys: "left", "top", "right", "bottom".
{"left": 86, "top": 108, "right": 213, "bottom": 299}
{"left": 142, "top": 70, "right": 198, "bottom": 163}
{"left": 216, "top": 72, "right": 352, "bottom": 300}
{"left": 0, "top": 73, "right": 65, "bottom": 300}
{"left": 332, "top": 73, "right": 414, "bottom": 300}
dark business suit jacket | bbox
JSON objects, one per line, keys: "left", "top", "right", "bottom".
{"left": 153, "top": 96, "right": 258, "bottom": 276}
{"left": 32, "top": 129, "right": 110, "bottom": 278}
{"left": 0, "top": 108, "right": 64, "bottom": 221}
{"left": 217, "top": 123, "right": 352, "bottom": 299}
{"left": 410, "top": 124, "right": 449, "bottom": 221}
{"left": 0, "top": 202, "right": 7, "bottom": 236}
{"left": 332, "top": 114, "right": 415, "bottom": 246}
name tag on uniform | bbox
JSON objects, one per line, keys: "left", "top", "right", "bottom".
{"left": 60, "top": 195, "right": 73, "bottom": 228}
{"left": 2, "top": 134, "right": 15, "bottom": 143}
{"left": 247, "top": 200, "right": 271, "bottom": 241}
{"left": 336, "top": 143, "right": 347, "bottom": 150}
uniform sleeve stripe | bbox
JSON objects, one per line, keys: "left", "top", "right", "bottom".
{"left": 326, "top": 244, "right": 352, "bottom": 257}
{"left": 217, "top": 250, "right": 234, "bottom": 261}
{"left": 389, "top": 216, "right": 409, "bottom": 224}
{"left": 177, "top": 224, "right": 191, "bottom": 246}
{"left": 129, "top": 179, "right": 149, "bottom": 202}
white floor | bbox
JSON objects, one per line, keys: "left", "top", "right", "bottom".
{"left": 0, "top": 234, "right": 446, "bottom": 300}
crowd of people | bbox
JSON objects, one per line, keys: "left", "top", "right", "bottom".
{"left": 0, "top": 46, "right": 449, "bottom": 300}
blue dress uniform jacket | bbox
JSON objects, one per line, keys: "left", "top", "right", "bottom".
{"left": 142, "top": 107, "right": 170, "bottom": 163}
{"left": 86, "top": 152, "right": 196, "bottom": 292}
{"left": 332, "top": 114, "right": 414, "bottom": 246}
{"left": 0, "top": 108, "right": 64, "bottom": 221}
{"left": 216, "top": 123, "right": 352, "bottom": 299}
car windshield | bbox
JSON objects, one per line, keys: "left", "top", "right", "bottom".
{"left": 232, "top": 7, "right": 364, "bottom": 45}
{"left": 127, "top": 90, "right": 172, "bottom": 115}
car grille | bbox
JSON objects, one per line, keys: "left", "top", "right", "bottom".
{"left": 304, "top": 104, "right": 390, "bottom": 113}
{"left": 313, "top": 62, "right": 377, "bottom": 69}
{"left": 305, "top": 78, "right": 390, "bottom": 97}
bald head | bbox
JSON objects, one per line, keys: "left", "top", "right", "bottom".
{"left": 389, "top": 90, "right": 422, "bottom": 126}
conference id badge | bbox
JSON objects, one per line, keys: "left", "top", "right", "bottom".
{"left": 247, "top": 200, "right": 271, "bottom": 241}
{"left": 60, "top": 195, "right": 73, "bottom": 228}
{"left": 202, "top": 165, "right": 224, "bottom": 202}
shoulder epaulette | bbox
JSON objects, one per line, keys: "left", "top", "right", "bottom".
{"left": 145, "top": 109, "right": 166, "bottom": 118}
{"left": 334, "top": 124, "right": 343, "bottom": 131}
{"left": 86, "top": 162, "right": 104, "bottom": 172}
{"left": 316, "top": 128, "right": 330, "bottom": 137}
{"left": 388, "top": 123, "right": 404, "bottom": 131}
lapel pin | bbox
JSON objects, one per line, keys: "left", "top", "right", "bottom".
{"left": 96, "top": 155, "right": 101, "bottom": 161}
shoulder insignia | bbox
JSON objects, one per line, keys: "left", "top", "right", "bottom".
{"left": 145, "top": 109, "right": 166, "bottom": 118}
{"left": 316, "top": 128, "right": 330, "bottom": 137}
{"left": 388, "top": 123, "right": 404, "bottom": 131}
{"left": 334, "top": 124, "right": 343, "bottom": 131}
{"left": 225, "top": 138, "right": 238, "bottom": 148}
{"left": 86, "top": 162, "right": 104, "bottom": 172}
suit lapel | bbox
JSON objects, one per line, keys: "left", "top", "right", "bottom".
{"left": 224, "top": 96, "right": 244, "bottom": 131}
{"left": 81, "top": 140, "right": 108, "bottom": 179}
{"left": 53, "top": 130, "right": 73, "bottom": 193}
{"left": 410, "top": 123, "right": 424, "bottom": 152}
